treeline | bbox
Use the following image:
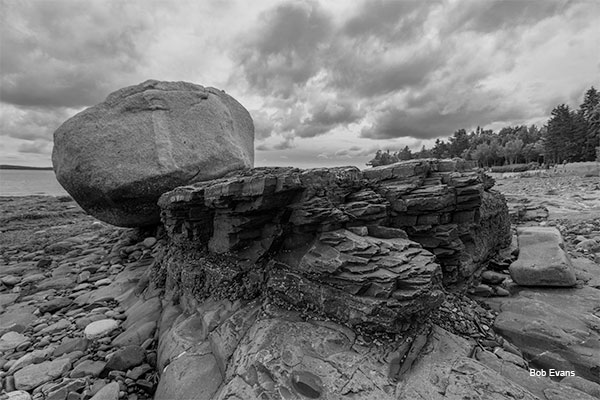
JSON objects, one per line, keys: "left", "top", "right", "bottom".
{"left": 367, "top": 86, "right": 600, "bottom": 168}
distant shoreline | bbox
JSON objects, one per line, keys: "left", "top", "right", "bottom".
{"left": 0, "top": 164, "right": 53, "bottom": 170}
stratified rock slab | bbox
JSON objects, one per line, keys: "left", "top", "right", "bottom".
{"left": 157, "top": 161, "right": 510, "bottom": 330}
{"left": 509, "top": 226, "right": 576, "bottom": 287}
{"left": 52, "top": 80, "right": 254, "bottom": 227}
{"left": 268, "top": 229, "right": 443, "bottom": 332}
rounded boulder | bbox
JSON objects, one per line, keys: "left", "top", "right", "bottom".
{"left": 52, "top": 80, "right": 254, "bottom": 227}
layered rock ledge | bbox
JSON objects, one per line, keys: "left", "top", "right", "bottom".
{"left": 155, "top": 159, "right": 511, "bottom": 333}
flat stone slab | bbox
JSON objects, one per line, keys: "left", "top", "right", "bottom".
{"left": 14, "top": 357, "right": 71, "bottom": 391}
{"left": 509, "top": 226, "right": 576, "bottom": 287}
{"left": 485, "top": 286, "right": 600, "bottom": 384}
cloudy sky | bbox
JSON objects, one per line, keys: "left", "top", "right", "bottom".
{"left": 1, "top": 0, "right": 599, "bottom": 168}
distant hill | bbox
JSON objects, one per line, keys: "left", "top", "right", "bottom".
{"left": 0, "top": 165, "right": 54, "bottom": 170}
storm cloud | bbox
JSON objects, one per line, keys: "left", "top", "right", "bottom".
{"left": 1, "top": 0, "right": 598, "bottom": 168}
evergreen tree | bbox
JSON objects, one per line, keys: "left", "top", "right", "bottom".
{"left": 449, "top": 129, "right": 469, "bottom": 157}
{"left": 580, "top": 87, "right": 600, "bottom": 160}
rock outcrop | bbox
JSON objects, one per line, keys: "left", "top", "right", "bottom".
{"left": 158, "top": 159, "right": 510, "bottom": 295}
{"left": 150, "top": 159, "right": 516, "bottom": 398}
{"left": 157, "top": 166, "right": 444, "bottom": 334}
{"left": 52, "top": 80, "right": 254, "bottom": 227}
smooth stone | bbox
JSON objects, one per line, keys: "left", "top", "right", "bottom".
{"left": 89, "top": 381, "right": 120, "bottom": 400}
{"left": 0, "top": 293, "right": 20, "bottom": 308}
{"left": 94, "top": 278, "right": 112, "bottom": 287}
{"left": 112, "top": 321, "right": 156, "bottom": 348}
{"left": 8, "top": 347, "right": 55, "bottom": 374}
{"left": 472, "top": 284, "right": 494, "bottom": 297}
{"left": 481, "top": 270, "right": 508, "bottom": 284}
{"left": 125, "top": 364, "right": 152, "bottom": 380}
{"left": 36, "top": 276, "right": 76, "bottom": 291}
{"left": 142, "top": 237, "right": 157, "bottom": 248}
{"left": 39, "top": 319, "right": 71, "bottom": 335}
{"left": 0, "top": 307, "right": 36, "bottom": 336}
{"left": 84, "top": 319, "right": 119, "bottom": 340}
{"left": 13, "top": 358, "right": 71, "bottom": 391}
{"left": 154, "top": 354, "right": 222, "bottom": 400}
{"left": 105, "top": 346, "right": 145, "bottom": 372}
{"left": 77, "top": 271, "right": 91, "bottom": 283}
{"left": 0, "top": 331, "right": 29, "bottom": 352}
{"left": 1, "top": 275, "right": 21, "bottom": 286}
{"left": 4, "top": 390, "right": 32, "bottom": 400}
{"left": 54, "top": 337, "right": 89, "bottom": 357}
{"left": 43, "top": 378, "right": 86, "bottom": 400}
{"left": 20, "top": 274, "right": 45, "bottom": 285}
{"left": 70, "top": 360, "right": 106, "bottom": 378}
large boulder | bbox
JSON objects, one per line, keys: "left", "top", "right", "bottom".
{"left": 52, "top": 80, "right": 254, "bottom": 227}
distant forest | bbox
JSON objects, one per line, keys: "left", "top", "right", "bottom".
{"left": 367, "top": 86, "right": 600, "bottom": 168}
{"left": 0, "top": 165, "right": 53, "bottom": 170}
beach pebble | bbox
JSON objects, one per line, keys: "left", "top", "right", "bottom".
{"left": 78, "top": 271, "right": 91, "bottom": 283}
{"left": 84, "top": 319, "right": 119, "bottom": 340}
{"left": 39, "top": 297, "right": 72, "bottom": 314}
{"left": 4, "top": 390, "right": 32, "bottom": 400}
{"left": 70, "top": 360, "right": 106, "bottom": 378}
{"left": 105, "top": 346, "right": 145, "bottom": 372}
{"left": 1, "top": 275, "right": 21, "bottom": 286}
{"left": 95, "top": 278, "right": 112, "bottom": 287}
{"left": 0, "top": 332, "right": 29, "bottom": 352}
{"left": 142, "top": 237, "right": 157, "bottom": 248}
{"left": 89, "top": 381, "right": 120, "bottom": 400}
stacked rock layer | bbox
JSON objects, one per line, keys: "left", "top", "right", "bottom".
{"left": 156, "top": 159, "right": 510, "bottom": 333}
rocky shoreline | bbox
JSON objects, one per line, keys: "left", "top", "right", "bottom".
{"left": 1, "top": 164, "right": 600, "bottom": 400}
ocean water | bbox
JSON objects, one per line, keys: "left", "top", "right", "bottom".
{"left": 0, "top": 169, "right": 69, "bottom": 196}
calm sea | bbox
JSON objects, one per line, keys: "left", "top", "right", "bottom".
{"left": 0, "top": 169, "right": 69, "bottom": 197}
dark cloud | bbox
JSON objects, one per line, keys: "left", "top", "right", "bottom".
{"left": 235, "top": 2, "right": 333, "bottom": 98}
{"left": 326, "top": 47, "right": 445, "bottom": 97}
{"left": 296, "top": 101, "right": 362, "bottom": 138}
{"left": 361, "top": 100, "right": 530, "bottom": 140}
{"left": 0, "top": 1, "right": 154, "bottom": 108}
{"left": 343, "top": 0, "right": 437, "bottom": 41}
{"left": 447, "top": 0, "right": 568, "bottom": 34}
